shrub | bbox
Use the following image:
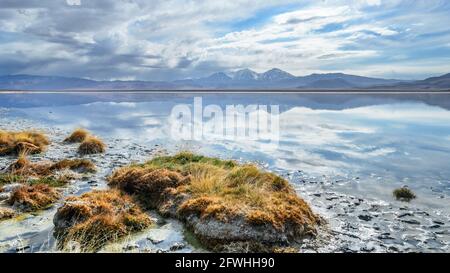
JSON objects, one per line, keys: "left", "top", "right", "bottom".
{"left": 393, "top": 187, "right": 416, "bottom": 202}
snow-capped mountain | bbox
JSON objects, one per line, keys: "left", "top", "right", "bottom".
{"left": 3, "top": 68, "right": 450, "bottom": 90}
{"left": 231, "top": 69, "right": 259, "bottom": 81}
{"left": 258, "top": 68, "right": 296, "bottom": 81}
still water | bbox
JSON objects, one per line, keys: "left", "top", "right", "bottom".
{"left": 0, "top": 92, "right": 449, "bottom": 252}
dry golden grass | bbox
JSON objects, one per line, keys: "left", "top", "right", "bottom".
{"left": 0, "top": 207, "right": 15, "bottom": 220}
{"left": 64, "top": 128, "right": 90, "bottom": 143}
{"left": 49, "top": 159, "right": 96, "bottom": 173}
{"left": 54, "top": 190, "right": 153, "bottom": 252}
{"left": 8, "top": 184, "right": 60, "bottom": 212}
{"left": 0, "top": 130, "right": 49, "bottom": 156}
{"left": 2, "top": 154, "right": 95, "bottom": 189}
{"left": 108, "top": 152, "right": 318, "bottom": 233}
{"left": 108, "top": 167, "right": 190, "bottom": 209}
{"left": 78, "top": 136, "right": 106, "bottom": 155}
{"left": 7, "top": 154, "right": 95, "bottom": 177}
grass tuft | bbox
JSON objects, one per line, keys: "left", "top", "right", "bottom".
{"left": 78, "top": 136, "right": 106, "bottom": 155}
{"left": 0, "top": 130, "right": 49, "bottom": 156}
{"left": 393, "top": 187, "right": 416, "bottom": 202}
{"left": 8, "top": 184, "right": 60, "bottom": 212}
{"left": 64, "top": 128, "right": 90, "bottom": 143}
{"left": 54, "top": 190, "right": 153, "bottom": 252}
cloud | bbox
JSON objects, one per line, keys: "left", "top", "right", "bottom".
{"left": 66, "top": 0, "right": 81, "bottom": 6}
{"left": 0, "top": 0, "right": 449, "bottom": 80}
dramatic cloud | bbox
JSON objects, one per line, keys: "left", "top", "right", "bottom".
{"left": 0, "top": 0, "right": 449, "bottom": 80}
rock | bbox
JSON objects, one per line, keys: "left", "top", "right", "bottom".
{"left": 401, "top": 219, "right": 421, "bottom": 225}
{"left": 358, "top": 215, "right": 373, "bottom": 221}
{"left": 123, "top": 243, "right": 139, "bottom": 251}
{"left": 0, "top": 192, "right": 11, "bottom": 201}
{"left": 66, "top": 241, "right": 81, "bottom": 252}
{"left": 1, "top": 183, "right": 22, "bottom": 193}
{"left": 398, "top": 212, "right": 414, "bottom": 218}
{"left": 16, "top": 245, "right": 30, "bottom": 252}
{"left": 169, "top": 242, "right": 185, "bottom": 251}
{"left": 147, "top": 237, "right": 163, "bottom": 245}
{"left": 377, "top": 233, "right": 394, "bottom": 240}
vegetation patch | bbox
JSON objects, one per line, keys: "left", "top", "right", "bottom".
{"left": 108, "top": 152, "right": 319, "bottom": 252}
{"left": 78, "top": 136, "right": 106, "bottom": 155}
{"left": 64, "top": 128, "right": 90, "bottom": 143}
{"left": 0, "top": 173, "right": 23, "bottom": 186}
{"left": 0, "top": 130, "right": 49, "bottom": 156}
{"left": 7, "top": 154, "right": 95, "bottom": 177}
{"left": 0, "top": 207, "right": 15, "bottom": 221}
{"left": 393, "top": 187, "right": 416, "bottom": 202}
{"left": 53, "top": 190, "right": 153, "bottom": 252}
{"left": 8, "top": 184, "right": 60, "bottom": 212}
{"left": 0, "top": 156, "right": 97, "bottom": 213}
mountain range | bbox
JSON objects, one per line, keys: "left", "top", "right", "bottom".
{"left": 1, "top": 68, "right": 449, "bottom": 90}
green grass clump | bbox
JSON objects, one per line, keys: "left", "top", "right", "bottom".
{"left": 141, "top": 151, "right": 237, "bottom": 171}
{"left": 393, "top": 187, "right": 416, "bottom": 202}
{"left": 0, "top": 173, "right": 24, "bottom": 186}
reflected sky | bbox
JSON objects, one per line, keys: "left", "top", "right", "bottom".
{"left": 1, "top": 92, "right": 450, "bottom": 206}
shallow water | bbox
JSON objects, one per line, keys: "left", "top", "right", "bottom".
{"left": 0, "top": 92, "right": 449, "bottom": 252}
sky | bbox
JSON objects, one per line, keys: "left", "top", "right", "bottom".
{"left": 1, "top": 0, "right": 450, "bottom": 81}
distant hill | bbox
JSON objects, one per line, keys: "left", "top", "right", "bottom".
{"left": 378, "top": 73, "right": 450, "bottom": 90}
{"left": 1, "top": 69, "right": 449, "bottom": 90}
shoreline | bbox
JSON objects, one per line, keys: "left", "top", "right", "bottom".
{"left": 1, "top": 89, "right": 450, "bottom": 94}
{"left": 0, "top": 115, "right": 449, "bottom": 253}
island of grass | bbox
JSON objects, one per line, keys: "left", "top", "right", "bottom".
{"left": 108, "top": 152, "right": 320, "bottom": 252}
{"left": 0, "top": 130, "right": 49, "bottom": 155}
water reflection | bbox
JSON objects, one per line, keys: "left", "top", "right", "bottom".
{"left": 1, "top": 92, "right": 450, "bottom": 207}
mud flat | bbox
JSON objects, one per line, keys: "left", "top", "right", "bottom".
{"left": 0, "top": 112, "right": 449, "bottom": 253}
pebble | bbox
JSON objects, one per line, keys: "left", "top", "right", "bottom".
{"left": 147, "top": 237, "right": 164, "bottom": 245}
{"left": 170, "top": 242, "right": 186, "bottom": 251}
{"left": 401, "top": 219, "right": 421, "bottom": 225}
{"left": 358, "top": 215, "right": 373, "bottom": 221}
{"left": 123, "top": 243, "right": 139, "bottom": 251}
